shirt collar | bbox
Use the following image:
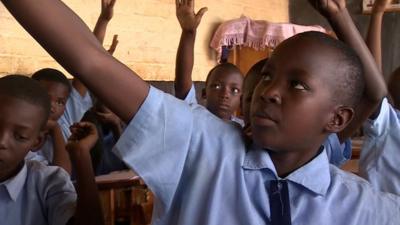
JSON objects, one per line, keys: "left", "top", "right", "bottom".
{"left": 0, "top": 163, "right": 27, "bottom": 201}
{"left": 242, "top": 145, "right": 331, "bottom": 196}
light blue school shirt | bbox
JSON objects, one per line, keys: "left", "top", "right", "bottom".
{"left": 114, "top": 86, "right": 400, "bottom": 225}
{"left": 59, "top": 86, "right": 93, "bottom": 139}
{"left": 0, "top": 160, "right": 76, "bottom": 225}
{"left": 360, "top": 98, "right": 400, "bottom": 195}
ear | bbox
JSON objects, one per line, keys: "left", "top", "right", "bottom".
{"left": 30, "top": 131, "right": 46, "bottom": 152}
{"left": 201, "top": 88, "right": 207, "bottom": 99}
{"left": 324, "top": 106, "right": 354, "bottom": 133}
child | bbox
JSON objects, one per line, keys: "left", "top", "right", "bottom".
{"left": 80, "top": 100, "right": 127, "bottom": 175}
{"left": 4, "top": 0, "right": 399, "bottom": 225}
{"left": 174, "top": 0, "right": 244, "bottom": 126}
{"left": 360, "top": 0, "right": 400, "bottom": 195}
{"left": 31, "top": 68, "right": 72, "bottom": 174}
{"left": 0, "top": 75, "right": 103, "bottom": 225}
{"left": 242, "top": 58, "right": 352, "bottom": 167}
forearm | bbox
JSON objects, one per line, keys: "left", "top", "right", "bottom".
{"left": 70, "top": 151, "right": 104, "bottom": 225}
{"left": 2, "top": 0, "right": 149, "bottom": 122}
{"left": 93, "top": 17, "right": 110, "bottom": 45}
{"left": 327, "top": 8, "right": 387, "bottom": 101}
{"left": 175, "top": 30, "right": 196, "bottom": 100}
{"left": 111, "top": 122, "right": 123, "bottom": 139}
{"left": 51, "top": 126, "right": 72, "bottom": 174}
{"left": 366, "top": 12, "right": 384, "bottom": 71}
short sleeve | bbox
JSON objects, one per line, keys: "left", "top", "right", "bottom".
{"left": 183, "top": 84, "right": 198, "bottom": 105}
{"left": 30, "top": 162, "right": 77, "bottom": 225}
{"left": 323, "top": 133, "right": 351, "bottom": 167}
{"left": 363, "top": 98, "right": 394, "bottom": 137}
{"left": 113, "top": 86, "right": 194, "bottom": 211}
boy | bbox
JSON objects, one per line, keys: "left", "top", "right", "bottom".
{"left": 0, "top": 75, "right": 103, "bottom": 225}
{"left": 360, "top": 0, "right": 400, "bottom": 195}
{"left": 175, "top": 0, "right": 244, "bottom": 126}
{"left": 3, "top": 0, "right": 399, "bottom": 225}
{"left": 31, "top": 68, "right": 72, "bottom": 174}
{"left": 242, "top": 59, "right": 352, "bottom": 167}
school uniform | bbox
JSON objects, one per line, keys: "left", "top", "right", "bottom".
{"left": 323, "top": 133, "right": 352, "bottom": 167}
{"left": 360, "top": 98, "right": 400, "bottom": 195}
{"left": 183, "top": 84, "right": 245, "bottom": 127}
{"left": 0, "top": 160, "right": 76, "bottom": 225}
{"left": 113, "top": 87, "right": 400, "bottom": 225}
{"left": 59, "top": 86, "right": 93, "bottom": 138}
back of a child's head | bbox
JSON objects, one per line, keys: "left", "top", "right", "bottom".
{"left": 31, "top": 68, "right": 71, "bottom": 92}
{"left": 293, "top": 31, "right": 365, "bottom": 107}
{"left": 0, "top": 75, "right": 51, "bottom": 128}
{"left": 389, "top": 67, "right": 400, "bottom": 109}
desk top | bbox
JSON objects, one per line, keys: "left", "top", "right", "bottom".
{"left": 96, "top": 170, "right": 141, "bottom": 190}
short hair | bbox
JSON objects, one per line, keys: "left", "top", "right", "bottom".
{"left": 205, "top": 62, "right": 243, "bottom": 85}
{"left": 0, "top": 75, "right": 51, "bottom": 128}
{"left": 31, "top": 68, "right": 71, "bottom": 93}
{"left": 290, "top": 31, "right": 365, "bottom": 107}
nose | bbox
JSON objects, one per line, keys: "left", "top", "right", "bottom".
{"left": 0, "top": 130, "right": 9, "bottom": 150}
{"left": 260, "top": 81, "right": 282, "bottom": 105}
{"left": 50, "top": 101, "right": 56, "bottom": 114}
{"left": 219, "top": 86, "right": 230, "bottom": 100}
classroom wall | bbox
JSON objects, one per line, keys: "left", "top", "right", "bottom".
{"left": 289, "top": 0, "right": 400, "bottom": 79}
{"left": 0, "top": 0, "right": 289, "bottom": 81}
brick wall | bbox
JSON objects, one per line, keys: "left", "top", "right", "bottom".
{"left": 0, "top": 0, "right": 288, "bottom": 80}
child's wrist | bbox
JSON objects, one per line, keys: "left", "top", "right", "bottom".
{"left": 98, "top": 15, "right": 111, "bottom": 22}
{"left": 182, "top": 29, "right": 197, "bottom": 35}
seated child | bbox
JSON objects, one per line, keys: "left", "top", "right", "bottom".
{"left": 360, "top": 0, "right": 400, "bottom": 195}
{"left": 0, "top": 75, "right": 103, "bottom": 225}
{"left": 174, "top": 0, "right": 244, "bottom": 126}
{"left": 31, "top": 68, "right": 72, "bottom": 174}
{"left": 242, "top": 58, "right": 352, "bottom": 167}
{"left": 4, "top": 0, "right": 399, "bottom": 224}
{"left": 80, "top": 100, "right": 127, "bottom": 175}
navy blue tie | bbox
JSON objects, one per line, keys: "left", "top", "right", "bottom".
{"left": 268, "top": 180, "right": 292, "bottom": 225}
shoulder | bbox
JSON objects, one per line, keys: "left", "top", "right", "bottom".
{"left": 329, "top": 165, "right": 400, "bottom": 206}
{"left": 26, "top": 161, "right": 75, "bottom": 194}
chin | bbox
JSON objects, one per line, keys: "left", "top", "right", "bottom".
{"left": 251, "top": 130, "right": 276, "bottom": 150}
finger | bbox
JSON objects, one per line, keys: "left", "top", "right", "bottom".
{"left": 175, "top": 0, "right": 180, "bottom": 8}
{"left": 187, "top": 0, "right": 193, "bottom": 7}
{"left": 196, "top": 7, "right": 208, "bottom": 20}
{"left": 109, "top": 0, "right": 117, "bottom": 8}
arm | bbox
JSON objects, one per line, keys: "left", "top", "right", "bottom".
{"left": 1, "top": 0, "right": 149, "bottom": 122}
{"left": 174, "top": 0, "right": 207, "bottom": 99}
{"left": 309, "top": 0, "right": 388, "bottom": 142}
{"left": 366, "top": 0, "right": 391, "bottom": 71}
{"left": 47, "top": 121, "right": 72, "bottom": 174}
{"left": 96, "top": 110, "right": 123, "bottom": 139}
{"left": 72, "top": 0, "right": 117, "bottom": 97}
{"left": 66, "top": 122, "right": 104, "bottom": 225}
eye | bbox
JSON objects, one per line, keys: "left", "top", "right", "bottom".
{"left": 56, "top": 99, "right": 66, "bottom": 106}
{"left": 15, "top": 133, "right": 29, "bottom": 142}
{"left": 210, "top": 84, "right": 222, "bottom": 90}
{"left": 290, "top": 80, "right": 309, "bottom": 91}
{"left": 262, "top": 73, "right": 272, "bottom": 82}
{"left": 231, "top": 88, "right": 241, "bottom": 95}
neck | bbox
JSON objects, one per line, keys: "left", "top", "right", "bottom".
{"left": 0, "top": 161, "right": 24, "bottom": 183}
{"left": 269, "top": 146, "right": 321, "bottom": 178}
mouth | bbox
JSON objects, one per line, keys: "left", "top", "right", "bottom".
{"left": 252, "top": 110, "right": 278, "bottom": 126}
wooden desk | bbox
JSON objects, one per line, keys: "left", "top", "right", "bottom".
{"left": 96, "top": 171, "right": 150, "bottom": 225}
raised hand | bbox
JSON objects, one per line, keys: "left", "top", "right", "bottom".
{"left": 100, "top": 0, "right": 117, "bottom": 21}
{"left": 308, "top": 0, "right": 346, "bottom": 17}
{"left": 373, "top": 0, "right": 392, "bottom": 13}
{"left": 108, "top": 34, "right": 119, "bottom": 55}
{"left": 66, "top": 122, "right": 98, "bottom": 154}
{"left": 176, "top": 0, "right": 208, "bottom": 32}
